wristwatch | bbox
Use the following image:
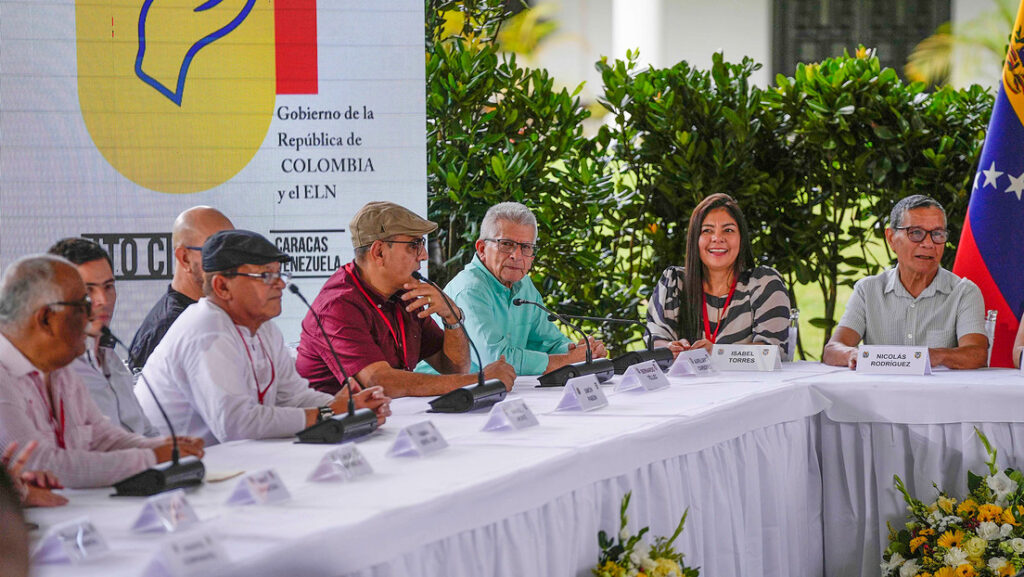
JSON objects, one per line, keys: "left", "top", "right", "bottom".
{"left": 442, "top": 316, "right": 463, "bottom": 330}
{"left": 316, "top": 405, "right": 335, "bottom": 423}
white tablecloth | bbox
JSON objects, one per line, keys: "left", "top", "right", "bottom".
{"left": 27, "top": 365, "right": 834, "bottom": 577}
{"left": 804, "top": 368, "right": 1024, "bottom": 577}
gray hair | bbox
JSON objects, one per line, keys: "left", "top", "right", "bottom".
{"left": 889, "top": 195, "right": 946, "bottom": 229}
{"left": 0, "top": 255, "right": 68, "bottom": 331}
{"left": 479, "top": 202, "right": 537, "bottom": 241}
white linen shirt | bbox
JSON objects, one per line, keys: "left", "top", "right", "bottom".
{"left": 0, "top": 333, "right": 161, "bottom": 488}
{"left": 70, "top": 339, "right": 159, "bottom": 437}
{"left": 138, "top": 298, "right": 333, "bottom": 446}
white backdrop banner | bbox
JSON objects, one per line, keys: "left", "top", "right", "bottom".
{"left": 0, "top": 0, "right": 426, "bottom": 341}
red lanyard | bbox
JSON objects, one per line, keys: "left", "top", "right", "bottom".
{"left": 347, "top": 263, "right": 408, "bottom": 370}
{"left": 33, "top": 378, "right": 65, "bottom": 449}
{"left": 702, "top": 279, "right": 738, "bottom": 344}
{"left": 234, "top": 326, "right": 275, "bottom": 404}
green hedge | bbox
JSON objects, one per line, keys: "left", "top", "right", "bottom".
{"left": 425, "top": 1, "right": 993, "bottom": 358}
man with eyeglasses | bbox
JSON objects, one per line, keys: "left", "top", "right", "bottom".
{"left": 47, "top": 238, "right": 158, "bottom": 437}
{"left": 138, "top": 230, "right": 391, "bottom": 445}
{"left": 443, "top": 202, "right": 606, "bottom": 375}
{"left": 128, "top": 206, "right": 234, "bottom": 372}
{"left": 824, "top": 195, "right": 988, "bottom": 369}
{"left": 0, "top": 255, "right": 203, "bottom": 488}
{"left": 296, "top": 201, "right": 515, "bottom": 397}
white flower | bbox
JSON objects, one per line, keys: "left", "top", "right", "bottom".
{"left": 988, "top": 471, "right": 1018, "bottom": 505}
{"left": 1010, "top": 537, "right": 1024, "bottom": 554}
{"left": 899, "top": 559, "right": 920, "bottom": 577}
{"left": 944, "top": 547, "right": 968, "bottom": 567}
{"left": 989, "top": 557, "right": 1009, "bottom": 571}
{"left": 1003, "top": 523, "right": 1015, "bottom": 538}
{"left": 634, "top": 541, "right": 652, "bottom": 563}
{"left": 640, "top": 557, "right": 657, "bottom": 572}
{"left": 619, "top": 528, "right": 631, "bottom": 541}
{"left": 881, "top": 552, "right": 906, "bottom": 575}
{"left": 978, "top": 521, "right": 1002, "bottom": 541}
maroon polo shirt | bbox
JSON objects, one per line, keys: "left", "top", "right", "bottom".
{"left": 296, "top": 262, "right": 445, "bottom": 394}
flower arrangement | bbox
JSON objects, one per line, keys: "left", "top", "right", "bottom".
{"left": 883, "top": 429, "right": 1024, "bottom": 577}
{"left": 592, "top": 491, "right": 699, "bottom": 577}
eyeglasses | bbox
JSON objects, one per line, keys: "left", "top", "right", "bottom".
{"left": 895, "top": 226, "right": 949, "bottom": 244}
{"left": 483, "top": 238, "right": 538, "bottom": 257}
{"left": 46, "top": 295, "right": 93, "bottom": 316}
{"left": 220, "top": 271, "right": 293, "bottom": 285}
{"left": 385, "top": 238, "right": 427, "bottom": 253}
{"left": 185, "top": 246, "right": 203, "bottom": 252}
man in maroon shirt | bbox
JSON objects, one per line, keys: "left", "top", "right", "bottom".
{"left": 296, "top": 202, "right": 515, "bottom": 398}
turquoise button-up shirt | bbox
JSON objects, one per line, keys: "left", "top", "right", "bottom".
{"left": 445, "top": 256, "right": 571, "bottom": 375}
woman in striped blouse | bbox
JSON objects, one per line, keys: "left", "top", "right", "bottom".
{"left": 647, "top": 193, "right": 792, "bottom": 357}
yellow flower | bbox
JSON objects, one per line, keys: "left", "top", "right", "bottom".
{"left": 935, "top": 568, "right": 956, "bottom": 577}
{"left": 1017, "top": 505, "right": 1024, "bottom": 517}
{"left": 1000, "top": 566, "right": 1016, "bottom": 577}
{"left": 938, "top": 530, "right": 965, "bottom": 549}
{"left": 854, "top": 46, "right": 868, "bottom": 58}
{"left": 920, "top": 528, "right": 936, "bottom": 537}
{"left": 595, "top": 561, "right": 626, "bottom": 577}
{"left": 910, "top": 536, "right": 928, "bottom": 552}
{"left": 651, "top": 559, "right": 684, "bottom": 577}
{"left": 964, "top": 537, "right": 987, "bottom": 557}
{"left": 979, "top": 504, "right": 1004, "bottom": 523}
{"left": 955, "top": 564, "right": 976, "bottom": 577}
{"left": 958, "top": 500, "right": 979, "bottom": 516}
{"left": 938, "top": 496, "right": 957, "bottom": 514}
{"left": 1003, "top": 508, "right": 1019, "bottom": 526}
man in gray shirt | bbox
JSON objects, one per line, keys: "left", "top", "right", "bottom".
{"left": 47, "top": 238, "right": 159, "bottom": 436}
{"left": 823, "top": 195, "right": 988, "bottom": 370}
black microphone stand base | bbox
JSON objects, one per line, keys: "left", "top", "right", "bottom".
{"left": 112, "top": 456, "right": 205, "bottom": 497}
{"left": 537, "top": 358, "right": 616, "bottom": 388}
{"left": 429, "top": 379, "right": 508, "bottom": 413}
{"left": 611, "top": 347, "right": 675, "bottom": 374}
{"left": 296, "top": 408, "right": 379, "bottom": 444}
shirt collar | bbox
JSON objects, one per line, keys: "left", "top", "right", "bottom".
{"left": 467, "top": 254, "right": 523, "bottom": 296}
{"left": 883, "top": 264, "right": 955, "bottom": 299}
{"left": 0, "top": 332, "right": 44, "bottom": 378}
{"left": 348, "top": 262, "right": 403, "bottom": 306}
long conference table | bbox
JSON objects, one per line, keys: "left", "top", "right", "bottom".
{"left": 26, "top": 362, "right": 1024, "bottom": 577}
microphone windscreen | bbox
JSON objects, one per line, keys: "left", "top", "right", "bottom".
{"left": 287, "top": 284, "right": 300, "bottom": 294}
{"left": 512, "top": 298, "right": 523, "bottom": 306}
{"left": 411, "top": 271, "right": 425, "bottom": 281}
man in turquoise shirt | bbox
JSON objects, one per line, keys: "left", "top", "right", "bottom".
{"left": 445, "top": 202, "right": 607, "bottom": 375}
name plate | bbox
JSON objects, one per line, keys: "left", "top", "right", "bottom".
{"left": 667, "top": 349, "right": 717, "bottom": 377}
{"left": 131, "top": 489, "right": 199, "bottom": 533}
{"left": 710, "top": 344, "right": 781, "bottom": 371}
{"left": 226, "top": 469, "right": 291, "bottom": 506}
{"left": 308, "top": 444, "right": 374, "bottom": 482}
{"left": 143, "top": 531, "right": 228, "bottom": 577}
{"left": 857, "top": 345, "right": 931, "bottom": 375}
{"left": 614, "top": 360, "right": 671, "bottom": 392}
{"left": 483, "top": 398, "right": 540, "bottom": 431}
{"left": 556, "top": 374, "right": 609, "bottom": 412}
{"left": 31, "top": 517, "right": 110, "bottom": 564}
{"left": 387, "top": 420, "right": 448, "bottom": 457}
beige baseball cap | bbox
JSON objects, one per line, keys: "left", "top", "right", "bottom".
{"left": 349, "top": 201, "right": 438, "bottom": 248}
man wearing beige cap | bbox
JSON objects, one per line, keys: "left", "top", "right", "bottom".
{"left": 296, "top": 202, "right": 515, "bottom": 398}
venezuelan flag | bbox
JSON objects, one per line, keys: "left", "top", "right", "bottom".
{"left": 952, "top": 0, "right": 1024, "bottom": 367}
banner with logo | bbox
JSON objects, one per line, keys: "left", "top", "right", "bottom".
{"left": 0, "top": 0, "right": 426, "bottom": 340}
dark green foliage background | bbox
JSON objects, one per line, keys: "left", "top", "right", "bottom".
{"left": 425, "top": 0, "right": 993, "bottom": 358}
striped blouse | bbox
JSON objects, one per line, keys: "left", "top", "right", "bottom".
{"left": 646, "top": 265, "right": 792, "bottom": 348}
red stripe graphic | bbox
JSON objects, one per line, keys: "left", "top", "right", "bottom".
{"left": 952, "top": 212, "right": 1018, "bottom": 367}
{"left": 275, "top": 0, "right": 318, "bottom": 94}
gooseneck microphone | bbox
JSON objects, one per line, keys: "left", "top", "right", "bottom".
{"left": 512, "top": 298, "right": 616, "bottom": 387}
{"left": 411, "top": 271, "right": 507, "bottom": 413}
{"left": 102, "top": 327, "right": 205, "bottom": 497}
{"left": 288, "top": 284, "right": 378, "bottom": 443}
{"left": 547, "top": 313, "right": 674, "bottom": 374}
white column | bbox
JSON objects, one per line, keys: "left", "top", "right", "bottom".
{"left": 612, "top": 0, "right": 663, "bottom": 68}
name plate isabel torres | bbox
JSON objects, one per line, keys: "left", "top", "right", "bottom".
{"left": 710, "top": 344, "right": 782, "bottom": 372}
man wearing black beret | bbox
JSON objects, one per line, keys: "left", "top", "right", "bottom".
{"left": 137, "top": 230, "right": 390, "bottom": 445}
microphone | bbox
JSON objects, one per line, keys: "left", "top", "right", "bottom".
{"left": 288, "top": 284, "right": 379, "bottom": 443}
{"left": 547, "top": 313, "right": 673, "bottom": 374}
{"left": 411, "top": 271, "right": 507, "bottom": 413}
{"left": 101, "top": 327, "right": 205, "bottom": 497}
{"left": 512, "top": 298, "right": 616, "bottom": 387}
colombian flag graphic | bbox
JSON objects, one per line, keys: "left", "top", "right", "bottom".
{"left": 75, "top": 0, "right": 317, "bottom": 194}
{"left": 952, "top": 0, "right": 1024, "bottom": 367}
